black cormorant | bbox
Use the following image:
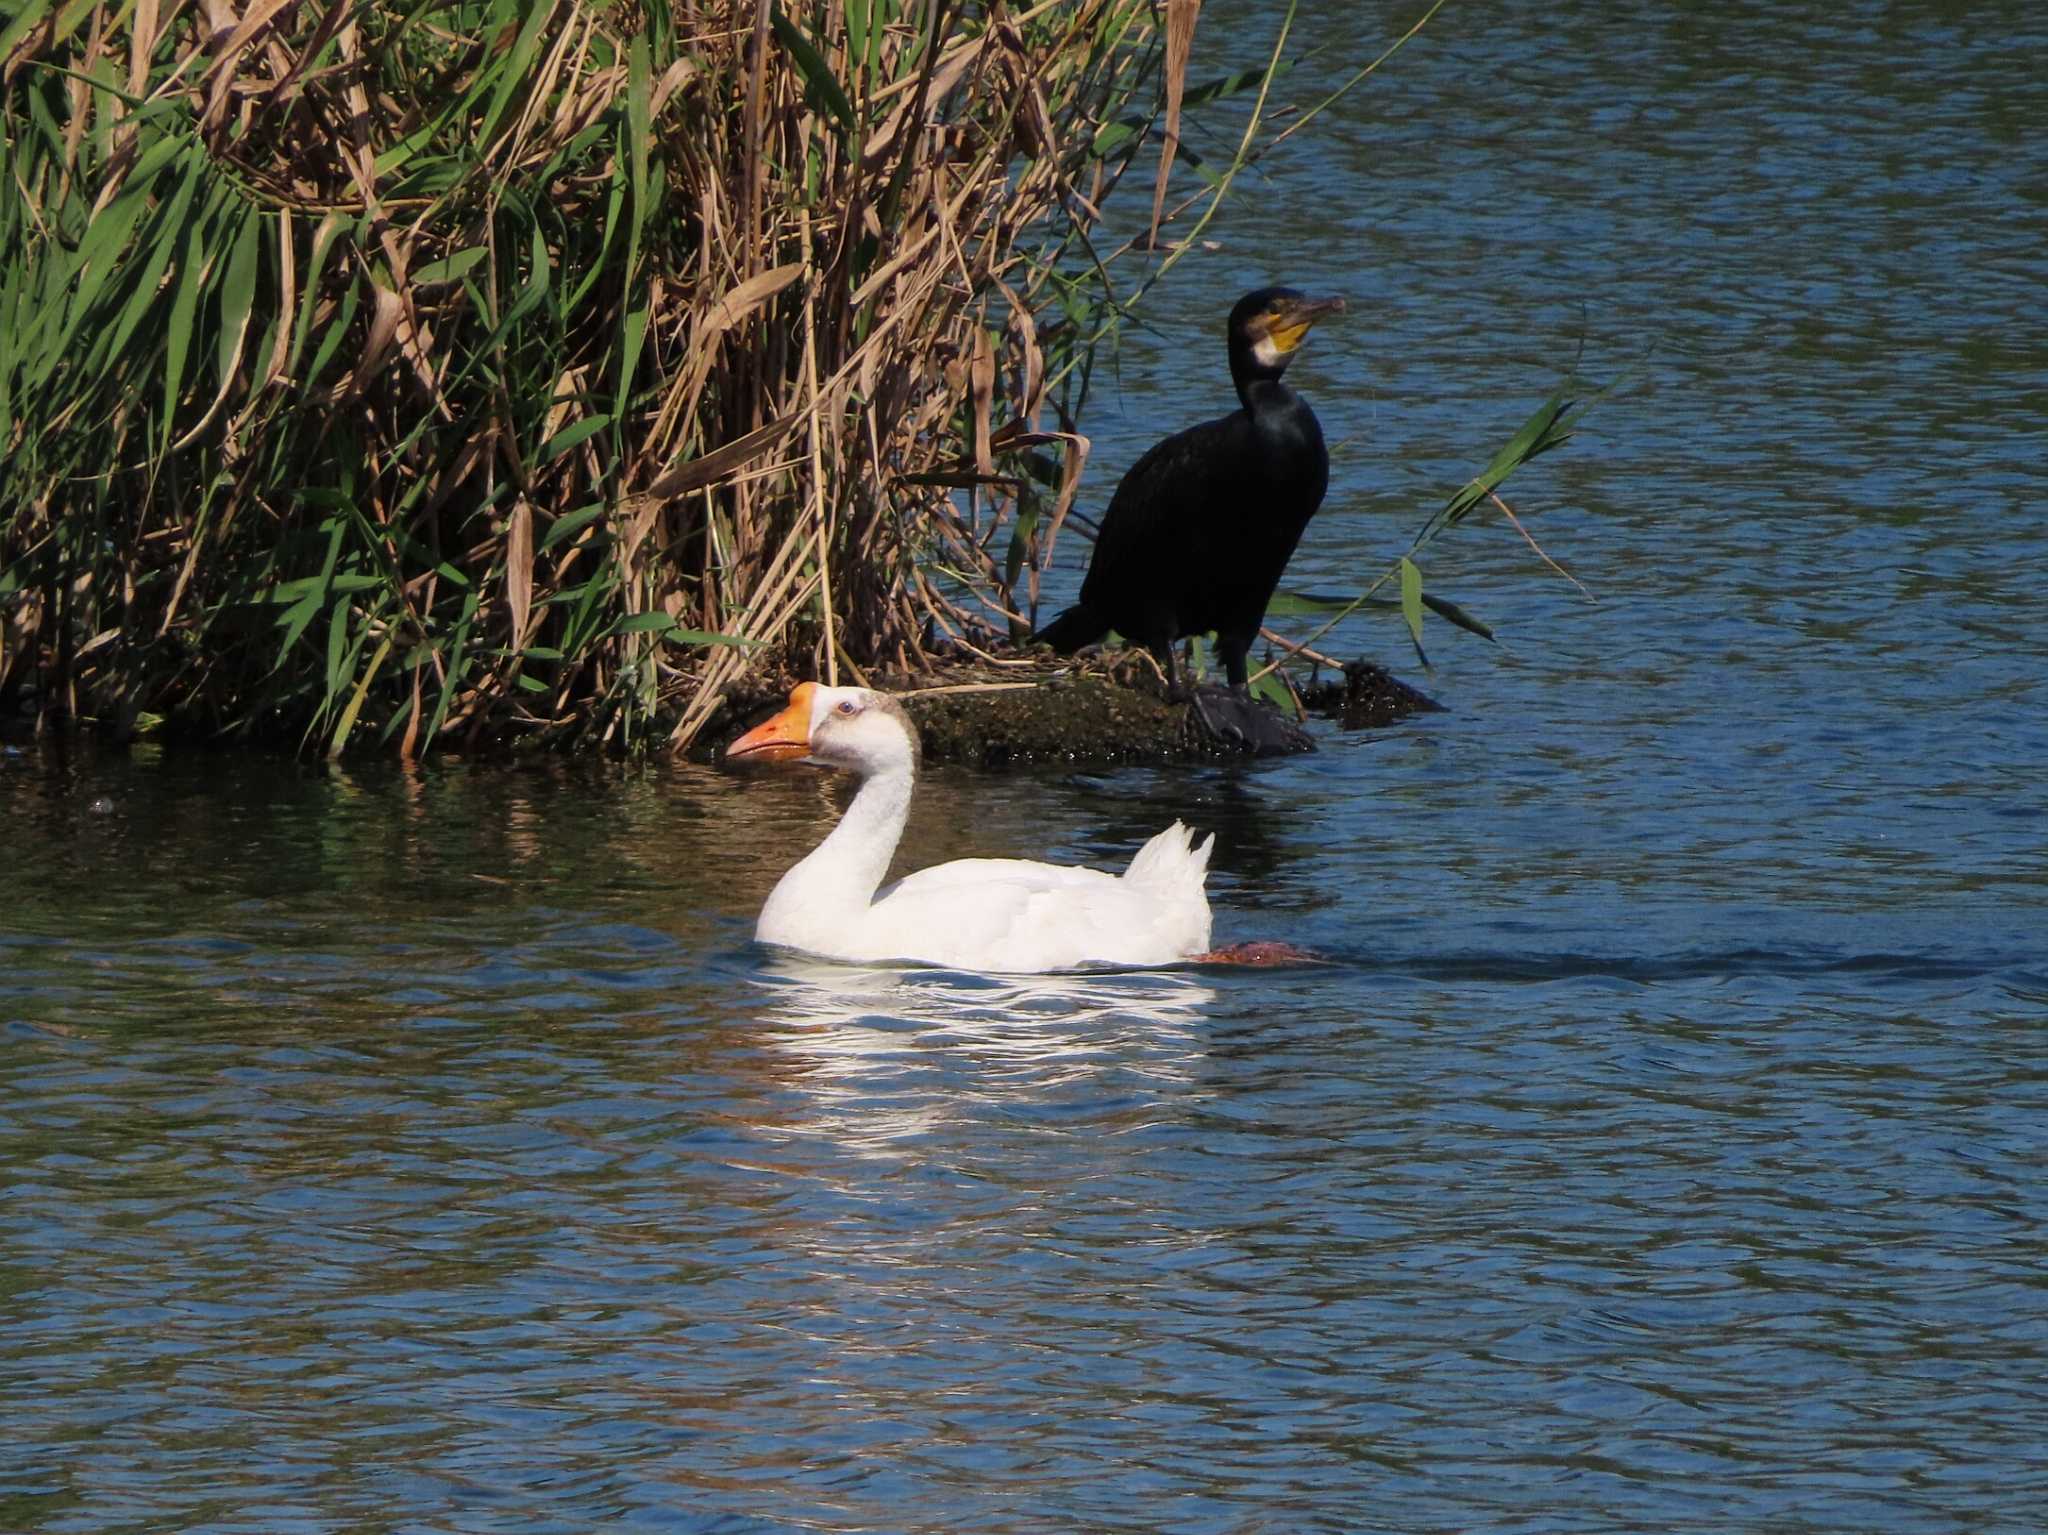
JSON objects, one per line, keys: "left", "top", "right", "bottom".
{"left": 1033, "top": 286, "right": 1344, "bottom": 748}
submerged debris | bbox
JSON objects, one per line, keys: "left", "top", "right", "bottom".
{"left": 1298, "top": 660, "right": 1446, "bottom": 730}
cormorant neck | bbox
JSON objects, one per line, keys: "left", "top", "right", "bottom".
{"left": 1233, "top": 367, "right": 1302, "bottom": 419}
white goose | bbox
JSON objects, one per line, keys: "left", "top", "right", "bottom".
{"left": 727, "top": 683, "right": 1215, "bottom": 972}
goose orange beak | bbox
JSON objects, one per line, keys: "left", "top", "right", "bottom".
{"left": 727, "top": 682, "right": 816, "bottom": 763}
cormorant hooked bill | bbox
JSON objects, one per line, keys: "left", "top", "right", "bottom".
{"left": 1033, "top": 286, "right": 1344, "bottom": 750}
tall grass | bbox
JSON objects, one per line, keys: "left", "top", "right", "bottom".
{"left": 1, "top": 0, "right": 1257, "bottom": 755}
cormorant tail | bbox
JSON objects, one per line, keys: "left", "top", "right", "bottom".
{"left": 1031, "top": 603, "right": 1109, "bottom": 654}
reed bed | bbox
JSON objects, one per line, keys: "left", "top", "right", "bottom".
{"left": 2, "top": 0, "right": 1263, "bottom": 754}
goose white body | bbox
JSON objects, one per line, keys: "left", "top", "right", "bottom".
{"left": 730, "top": 685, "right": 1213, "bottom": 973}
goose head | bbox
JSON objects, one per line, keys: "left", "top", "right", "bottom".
{"left": 727, "top": 683, "right": 921, "bottom": 778}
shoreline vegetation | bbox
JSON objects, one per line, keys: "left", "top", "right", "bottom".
{"left": 2, "top": 0, "right": 1575, "bottom": 766}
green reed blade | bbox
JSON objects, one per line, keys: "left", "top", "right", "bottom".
{"left": 1398, "top": 555, "right": 1427, "bottom": 666}
{"left": 770, "top": 5, "right": 855, "bottom": 141}
{"left": 1420, "top": 590, "right": 1494, "bottom": 642}
{"left": 215, "top": 208, "right": 261, "bottom": 388}
{"left": 161, "top": 218, "right": 206, "bottom": 453}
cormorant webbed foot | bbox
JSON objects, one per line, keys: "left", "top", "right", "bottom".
{"left": 1187, "top": 683, "right": 1314, "bottom": 757}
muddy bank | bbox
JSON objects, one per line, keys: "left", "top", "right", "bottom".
{"left": 699, "top": 656, "right": 1442, "bottom": 769}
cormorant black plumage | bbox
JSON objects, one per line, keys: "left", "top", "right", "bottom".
{"left": 1034, "top": 286, "right": 1344, "bottom": 713}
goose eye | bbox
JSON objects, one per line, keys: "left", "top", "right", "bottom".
{"left": 835, "top": 699, "right": 858, "bottom": 717}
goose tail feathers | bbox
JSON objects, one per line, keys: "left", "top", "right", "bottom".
{"left": 1122, "top": 820, "right": 1215, "bottom": 893}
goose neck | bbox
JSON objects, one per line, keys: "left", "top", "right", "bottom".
{"left": 805, "top": 760, "right": 914, "bottom": 901}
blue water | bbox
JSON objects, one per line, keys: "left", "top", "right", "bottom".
{"left": 5, "top": 2, "right": 2047, "bottom": 1531}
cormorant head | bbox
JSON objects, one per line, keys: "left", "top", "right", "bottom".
{"left": 1228, "top": 286, "right": 1346, "bottom": 384}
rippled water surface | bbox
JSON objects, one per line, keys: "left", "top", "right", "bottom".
{"left": 5, "top": 3, "right": 2046, "bottom": 1530}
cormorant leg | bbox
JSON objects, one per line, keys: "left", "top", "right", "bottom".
{"left": 1153, "top": 639, "right": 1245, "bottom": 747}
{"left": 1159, "top": 640, "right": 1191, "bottom": 700}
{"left": 1218, "top": 638, "right": 1252, "bottom": 694}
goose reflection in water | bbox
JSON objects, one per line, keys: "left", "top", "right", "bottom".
{"left": 747, "top": 957, "right": 1218, "bottom": 1153}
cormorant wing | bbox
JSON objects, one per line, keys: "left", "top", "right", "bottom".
{"left": 1081, "top": 412, "right": 1248, "bottom": 607}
